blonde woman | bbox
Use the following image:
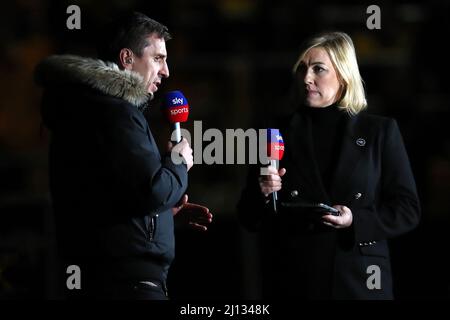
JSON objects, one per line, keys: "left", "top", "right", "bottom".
{"left": 238, "top": 32, "right": 420, "bottom": 299}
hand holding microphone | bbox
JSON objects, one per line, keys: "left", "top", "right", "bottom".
{"left": 167, "top": 138, "right": 193, "bottom": 171}
{"left": 163, "top": 91, "right": 193, "bottom": 170}
{"left": 259, "top": 166, "right": 286, "bottom": 195}
{"left": 258, "top": 128, "right": 286, "bottom": 212}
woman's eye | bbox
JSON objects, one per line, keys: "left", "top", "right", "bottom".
{"left": 313, "top": 66, "right": 322, "bottom": 72}
{"left": 314, "top": 66, "right": 325, "bottom": 73}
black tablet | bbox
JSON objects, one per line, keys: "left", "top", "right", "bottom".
{"left": 281, "top": 201, "right": 340, "bottom": 216}
{"left": 315, "top": 203, "right": 340, "bottom": 216}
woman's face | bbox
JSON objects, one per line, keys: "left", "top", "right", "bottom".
{"left": 296, "top": 47, "right": 342, "bottom": 108}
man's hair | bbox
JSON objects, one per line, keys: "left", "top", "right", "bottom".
{"left": 97, "top": 12, "right": 171, "bottom": 64}
{"left": 292, "top": 32, "right": 367, "bottom": 115}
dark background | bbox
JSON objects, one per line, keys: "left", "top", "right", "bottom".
{"left": 0, "top": 0, "right": 449, "bottom": 300}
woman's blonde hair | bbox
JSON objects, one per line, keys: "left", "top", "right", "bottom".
{"left": 292, "top": 32, "right": 367, "bottom": 115}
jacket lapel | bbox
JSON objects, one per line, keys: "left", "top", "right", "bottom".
{"left": 329, "top": 114, "right": 366, "bottom": 202}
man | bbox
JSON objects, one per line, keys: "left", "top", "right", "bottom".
{"left": 35, "top": 12, "right": 212, "bottom": 299}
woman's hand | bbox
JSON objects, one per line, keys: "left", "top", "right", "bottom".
{"left": 258, "top": 166, "right": 287, "bottom": 196}
{"left": 322, "top": 205, "right": 353, "bottom": 229}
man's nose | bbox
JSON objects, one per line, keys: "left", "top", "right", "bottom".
{"left": 160, "top": 61, "right": 169, "bottom": 78}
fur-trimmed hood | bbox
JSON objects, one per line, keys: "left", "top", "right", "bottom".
{"left": 34, "top": 55, "right": 150, "bottom": 108}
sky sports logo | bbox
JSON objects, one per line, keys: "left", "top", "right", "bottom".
{"left": 268, "top": 128, "right": 283, "bottom": 144}
{"left": 267, "top": 128, "right": 284, "bottom": 161}
{"left": 171, "top": 97, "right": 184, "bottom": 105}
{"left": 164, "top": 91, "right": 188, "bottom": 109}
{"left": 170, "top": 106, "right": 189, "bottom": 116}
{"left": 163, "top": 91, "right": 190, "bottom": 124}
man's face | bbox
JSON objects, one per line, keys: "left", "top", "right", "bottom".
{"left": 130, "top": 34, "right": 169, "bottom": 94}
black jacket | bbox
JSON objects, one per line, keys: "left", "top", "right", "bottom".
{"left": 35, "top": 55, "right": 188, "bottom": 287}
{"left": 238, "top": 108, "right": 421, "bottom": 299}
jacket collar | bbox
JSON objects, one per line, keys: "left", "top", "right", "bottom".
{"left": 34, "top": 55, "right": 150, "bottom": 108}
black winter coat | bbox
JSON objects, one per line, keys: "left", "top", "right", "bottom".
{"left": 238, "top": 108, "right": 420, "bottom": 299}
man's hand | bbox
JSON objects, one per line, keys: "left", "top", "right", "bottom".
{"left": 321, "top": 205, "right": 353, "bottom": 229}
{"left": 172, "top": 194, "right": 213, "bottom": 231}
{"left": 168, "top": 138, "right": 193, "bottom": 171}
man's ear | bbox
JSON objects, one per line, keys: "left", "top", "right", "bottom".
{"left": 119, "top": 48, "right": 134, "bottom": 70}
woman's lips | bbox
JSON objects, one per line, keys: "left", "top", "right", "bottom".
{"left": 307, "top": 90, "right": 320, "bottom": 97}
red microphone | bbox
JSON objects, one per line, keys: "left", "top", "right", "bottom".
{"left": 162, "top": 91, "right": 190, "bottom": 143}
{"left": 267, "top": 128, "right": 284, "bottom": 212}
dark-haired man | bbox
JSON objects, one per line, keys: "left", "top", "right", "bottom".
{"left": 35, "top": 12, "right": 212, "bottom": 299}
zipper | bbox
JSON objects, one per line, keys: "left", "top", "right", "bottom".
{"left": 148, "top": 215, "right": 157, "bottom": 241}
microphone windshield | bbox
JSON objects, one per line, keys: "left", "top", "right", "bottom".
{"left": 267, "top": 128, "right": 284, "bottom": 160}
{"left": 162, "top": 90, "right": 189, "bottom": 123}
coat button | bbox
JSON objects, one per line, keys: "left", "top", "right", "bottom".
{"left": 355, "top": 192, "right": 362, "bottom": 200}
{"left": 291, "top": 190, "right": 299, "bottom": 197}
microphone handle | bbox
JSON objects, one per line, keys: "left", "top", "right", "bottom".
{"left": 173, "top": 122, "right": 181, "bottom": 143}
{"left": 272, "top": 193, "right": 277, "bottom": 212}
{"left": 270, "top": 159, "right": 278, "bottom": 213}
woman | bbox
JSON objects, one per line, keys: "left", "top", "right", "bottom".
{"left": 238, "top": 32, "right": 420, "bottom": 299}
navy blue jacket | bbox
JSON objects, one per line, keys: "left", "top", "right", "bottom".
{"left": 36, "top": 55, "right": 188, "bottom": 288}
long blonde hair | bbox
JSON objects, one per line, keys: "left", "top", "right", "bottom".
{"left": 293, "top": 32, "right": 367, "bottom": 115}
